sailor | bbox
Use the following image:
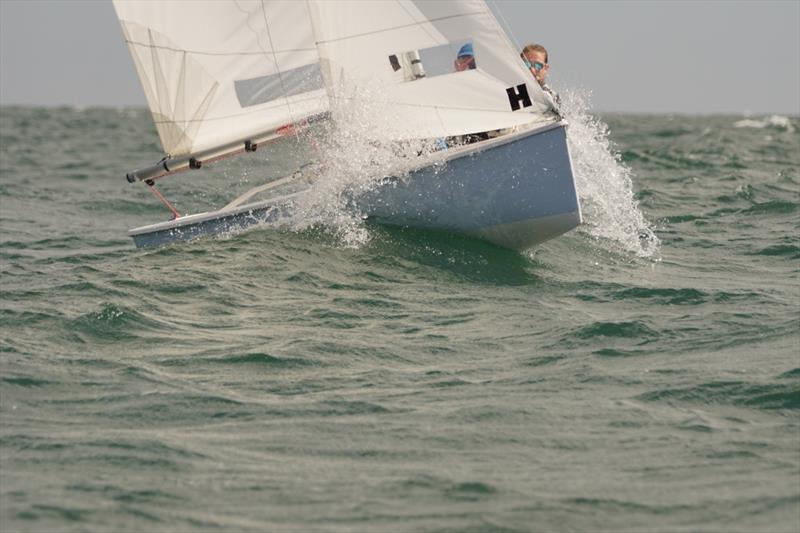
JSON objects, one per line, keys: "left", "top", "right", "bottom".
{"left": 520, "top": 43, "right": 561, "bottom": 110}
{"left": 439, "top": 43, "right": 484, "bottom": 148}
{"left": 453, "top": 43, "right": 476, "bottom": 72}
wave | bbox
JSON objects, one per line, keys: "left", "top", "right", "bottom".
{"left": 637, "top": 379, "right": 800, "bottom": 411}
{"left": 69, "top": 303, "right": 170, "bottom": 341}
{"left": 734, "top": 115, "right": 796, "bottom": 132}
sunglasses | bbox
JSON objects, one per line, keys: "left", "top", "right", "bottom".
{"left": 524, "top": 59, "right": 545, "bottom": 71}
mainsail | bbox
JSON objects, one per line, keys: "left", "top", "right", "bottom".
{"left": 310, "top": 0, "right": 555, "bottom": 138}
{"left": 113, "top": 0, "right": 327, "bottom": 163}
{"left": 113, "top": 0, "right": 558, "bottom": 178}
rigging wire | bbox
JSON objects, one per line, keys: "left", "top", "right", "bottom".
{"left": 488, "top": 0, "right": 522, "bottom": 54}
{"left": 258, "top": 0, "right": 299, "bottom": 137}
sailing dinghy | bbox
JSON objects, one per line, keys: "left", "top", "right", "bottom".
{"left": 114, "top": 0, "right": 582, "bottom": 251}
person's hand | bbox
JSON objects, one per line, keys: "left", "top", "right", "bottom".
{"left": 454, "top": 55, "right": 475, "bottom": 72}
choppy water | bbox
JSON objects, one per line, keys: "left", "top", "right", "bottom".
{"left": 1, "top": 104, "right": 798, "bottom": 532}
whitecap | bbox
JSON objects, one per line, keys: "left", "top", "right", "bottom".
{"left": 734, "top": 115, "right": 795, "bottom": 132}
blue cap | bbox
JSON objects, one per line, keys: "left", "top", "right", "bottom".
{"left": 457, "top": 43, "right": 474, "bottom": 58}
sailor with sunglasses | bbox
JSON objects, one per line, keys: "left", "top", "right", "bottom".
{"left": 521, "top": 43, "right": 561, "bottom": 111}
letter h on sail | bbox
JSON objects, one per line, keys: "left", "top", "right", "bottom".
{"left": 506, "top": 84, "right": 532, "bottom": 111}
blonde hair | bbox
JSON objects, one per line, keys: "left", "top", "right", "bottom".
{"left": 521, "top": 44, "right": 549, "bottom": 64}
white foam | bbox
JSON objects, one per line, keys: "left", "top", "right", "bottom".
{"left": 734, "top": 115, "right": 795, "bottom": 132}
{"left": 558, "top": 89, "right": 661, "bottom": 259}
{"left": 288, "top": 85, "right": 438, "bottom": 248}
{"left": 278, "top": 83, "right": 661, "bottom": 258}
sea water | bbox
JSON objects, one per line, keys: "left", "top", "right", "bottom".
{"left": 0, "top": 103, "right": 798, "bottom": 532}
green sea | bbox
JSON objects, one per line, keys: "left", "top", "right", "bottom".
{"left": 1, "top": 100, "right": 798, "bottom": 532}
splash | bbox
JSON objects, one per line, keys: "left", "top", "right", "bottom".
{"left": 559, "top": 89, "right": 661, "bottom": 259}
{"left": 289, "top": 86, "right": 440, "bottom": 248}
{"left": 274, "top": 83, "right": 660, "bottom": 258}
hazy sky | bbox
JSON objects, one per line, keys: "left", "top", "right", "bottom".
{"left": 1, "top": 0, "right": 798, "bottom": 114}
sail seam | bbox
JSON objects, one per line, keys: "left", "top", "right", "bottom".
{"left": 314, "top": 11, "right": 483, "bottom": 44}
{"left": 232, "top": 0, "right": 279, "bottom": 70}
{"left": 151, "top": 93, "right": 326, "bottom": 125}
{"left": 328, "top": 95, "right": 539, "bottom": 115}
{"left": 122, "top": 40, "right": 316, "bottom": 56}
{"left": 395, "top": 0, "right": 442, "bottom": 46}
{"left": 150, "top": 94, "right": 537, "bottom": 125}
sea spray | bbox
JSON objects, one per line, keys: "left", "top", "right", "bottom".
{"left": 289, "top": 85, "right": 440, "bottom": 248}
{"left": 285, "top": 84, "right": 660, "bottom": 258}
{"left": 559, "top": 89, "right": 661, "bottom": 258}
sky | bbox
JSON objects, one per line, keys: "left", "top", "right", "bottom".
{"left": 0, "top": 0, "right": 798, "bottom": 114}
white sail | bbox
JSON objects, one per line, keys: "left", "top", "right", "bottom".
{"left": 118, "top": 0, "right": 582, "bottom": 250}
{"left": 114, "top": 0, "right": 556, "bottom": 167}
{"left": 112, "top": 0, "right": 327, "bottom": 157}
{"left": 308, "top": 0, "right": 556, "bottom": 139}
